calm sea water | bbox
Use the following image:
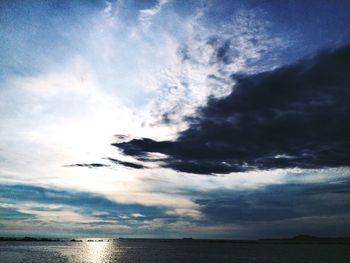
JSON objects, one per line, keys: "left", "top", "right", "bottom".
{"left": 0, "top": 240, "right": 349, "bottom": 263}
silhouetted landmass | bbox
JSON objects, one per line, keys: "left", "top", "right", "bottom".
{"left": 70, "top": 239, "right": 83, "bottom": 242}
{"left": 116, "top": 235, "right": 350, "bottom": 244}
{"left": 0, "top": 237, "right": 60, "bottom": 242}
{"left": 1, "top": 235, "right": 350, "bottom": 244}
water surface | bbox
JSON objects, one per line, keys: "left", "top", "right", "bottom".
{"left": 0, "top": 240, "right": 349, "bottom": 263}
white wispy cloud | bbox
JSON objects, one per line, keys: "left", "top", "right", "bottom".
{"left": 138, "top": 8, "right": 286, "bottom": 132}
{"left": 138, "top": 0, "right": 169, "bottom": 31}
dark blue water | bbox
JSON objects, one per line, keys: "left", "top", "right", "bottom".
{"left": 0, "top": 240, "right": 349, "bottom": 262}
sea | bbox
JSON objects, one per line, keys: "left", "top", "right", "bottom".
{"left": 0, "top": 239, "right": 349, "bottom": 263}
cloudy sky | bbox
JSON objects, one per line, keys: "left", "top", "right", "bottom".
{"left": 1, "top": 0, "right": 350, "bottom": 239}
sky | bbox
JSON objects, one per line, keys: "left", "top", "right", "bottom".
{"left": 0, "top": 0, "right": 350, "bottom": 239}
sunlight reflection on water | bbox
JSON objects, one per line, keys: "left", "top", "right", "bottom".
{"left": 86, "top": 241, "right": 112, "bottom": 262}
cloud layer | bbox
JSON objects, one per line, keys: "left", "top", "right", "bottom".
{"left": 114, "top": 44, "right": 350, "bottom": 174}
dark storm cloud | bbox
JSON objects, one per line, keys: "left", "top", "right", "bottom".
{"left": 64, "top": 158, "right": 146, "bottom": 169}
{"left": 104, "top": 157, "right": 146, "bottom": 169}
{"left": 113, "top": 44, "right": 350, "bottom": 174}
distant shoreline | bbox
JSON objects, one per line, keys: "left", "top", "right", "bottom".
{"left": 1, "top": 235, "right": 350, "bottom": 244}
